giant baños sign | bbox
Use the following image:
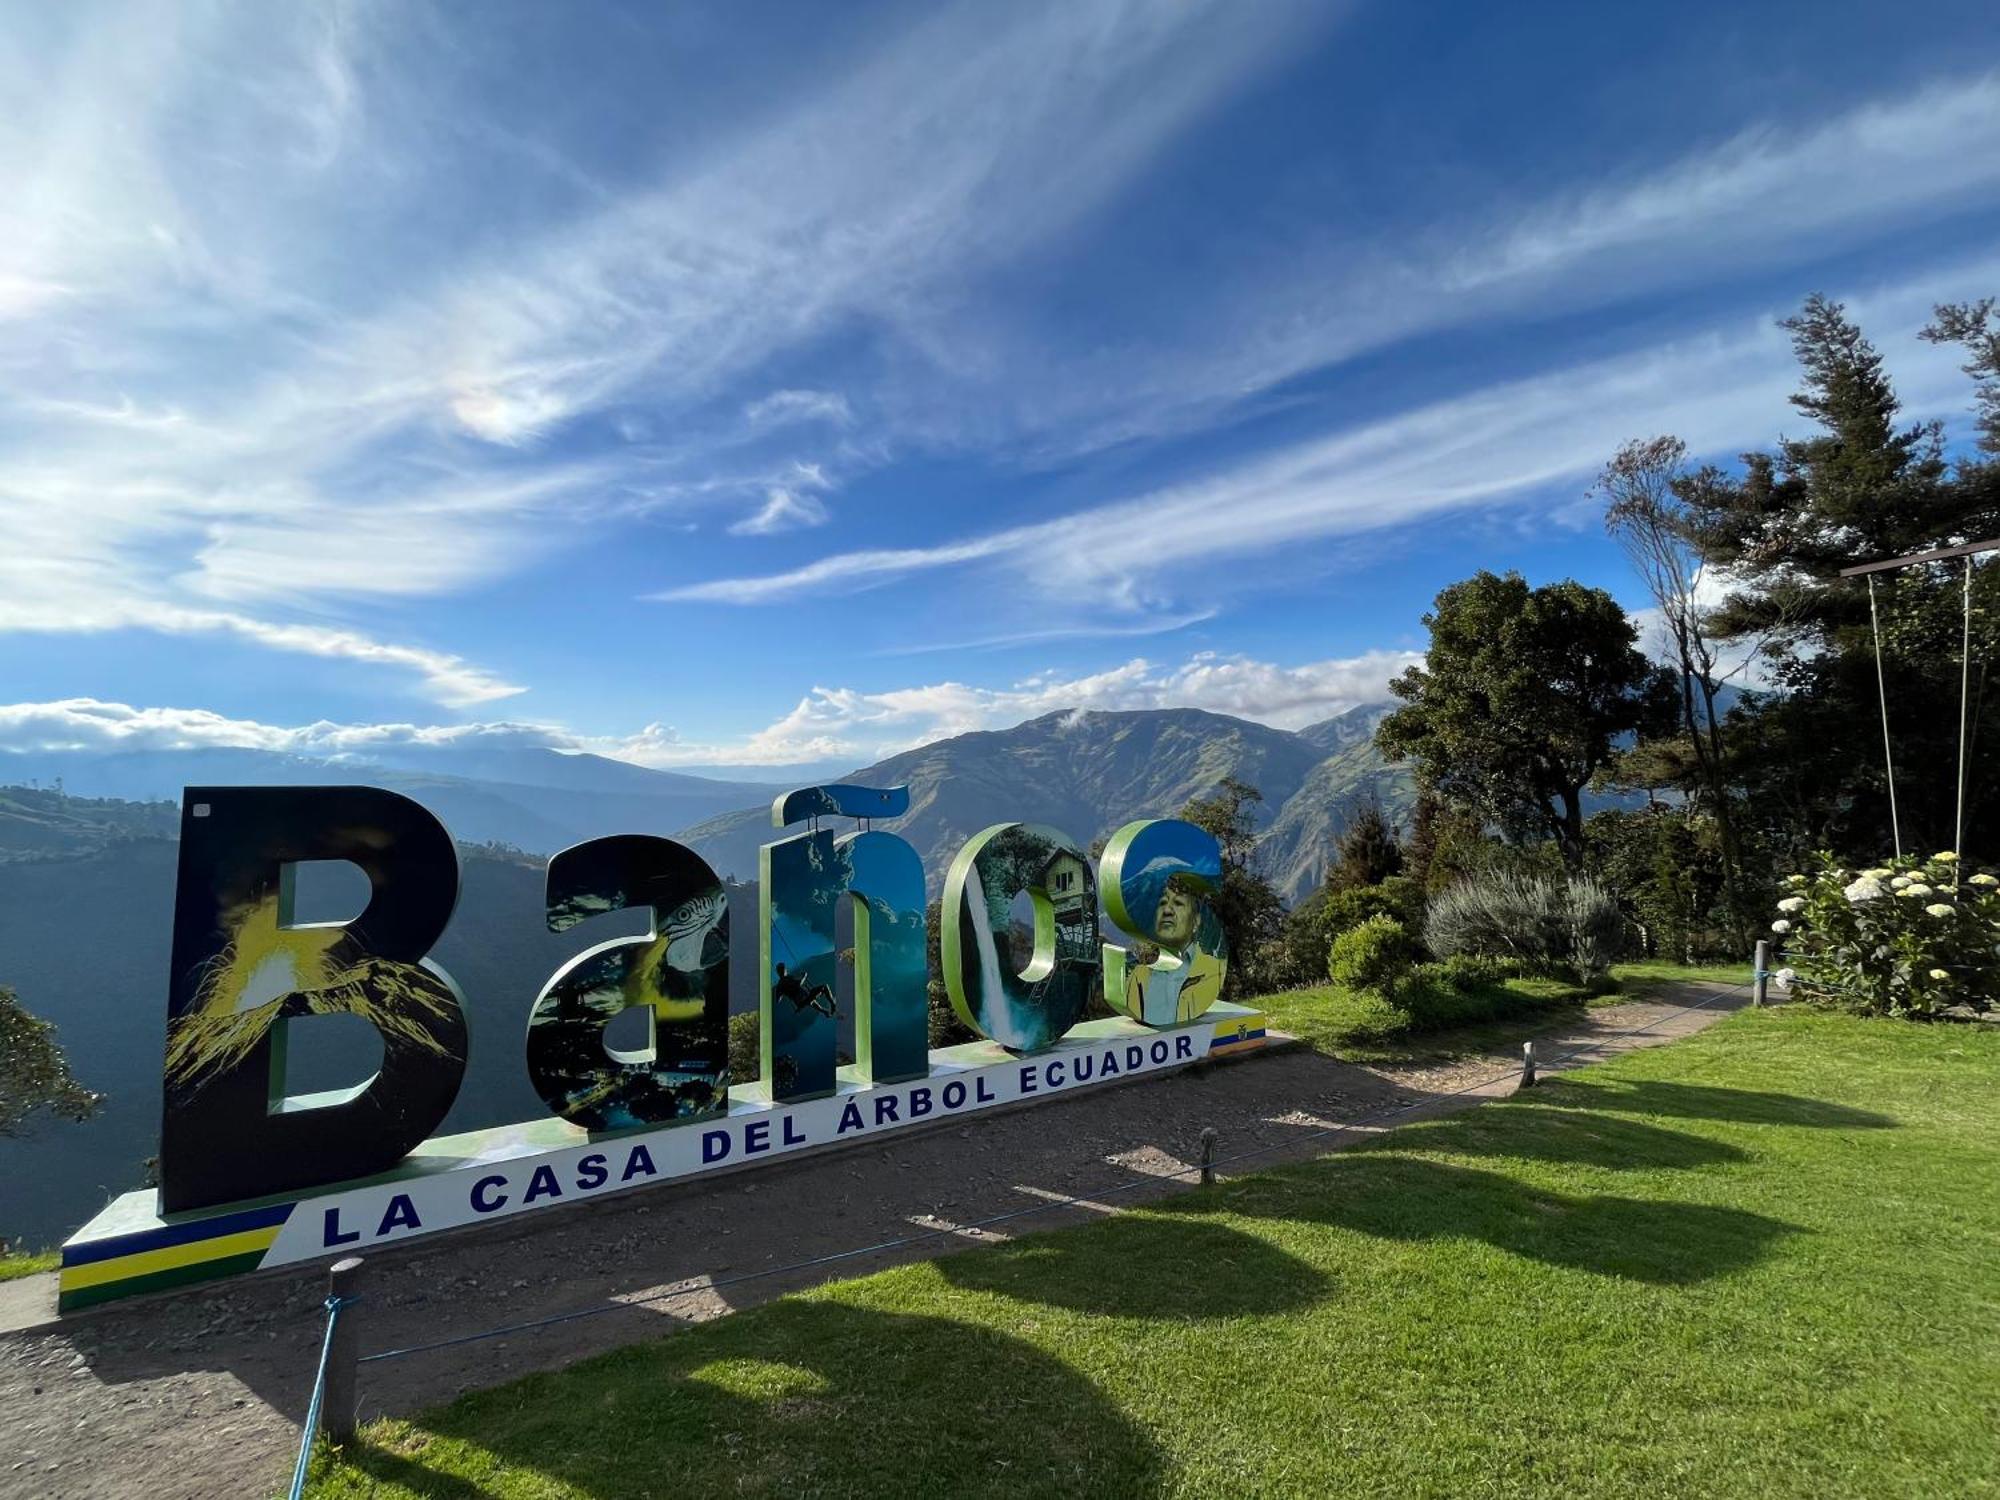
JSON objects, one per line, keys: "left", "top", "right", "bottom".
{"left": 58, "top": 784, "right": 1265, "bottom": 1311}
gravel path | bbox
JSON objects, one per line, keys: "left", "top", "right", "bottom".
{"left": 0, "top": 982, "right": 1745, "bottom": 1500}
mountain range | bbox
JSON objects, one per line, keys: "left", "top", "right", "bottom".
{"left": 1, "top": 703, "right": 1418, "bottom": 901}
{"left": 676, "top": 704, "right": 1410, "bottom": 901}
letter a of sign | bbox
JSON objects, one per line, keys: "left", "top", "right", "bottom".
{"left": 525, "top": 834, "right": 731, "bottom": 1132}
{"left": 157, "top": 786, "right": 468, "bottom": 1213}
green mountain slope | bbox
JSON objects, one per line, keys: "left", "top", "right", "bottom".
{"left": 678, "top": 707, "right": 1339, "bottom": 888}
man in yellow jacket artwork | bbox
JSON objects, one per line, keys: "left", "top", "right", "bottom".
{"left": 1124, "top": 873, "right": 1226, "bottom": 1026}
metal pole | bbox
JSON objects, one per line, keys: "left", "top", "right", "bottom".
{"left": 1753, "top": 939, "right": 1769, "bottom": 1008}
{"left": 1199, "top": 1127, "right": 1217, "bottom": 1185}
{"left": 1867, "top": 575, "right": 1904, "bottom": 859}
{"left": 1520, "top": 1041, "right": 1537, "bottom": 1088}
{"left": 1958, "top": 555, "right": 1973, "bottom": 859}
{"left": 324, "top": 1256, "right": 365, "bottom": 1443}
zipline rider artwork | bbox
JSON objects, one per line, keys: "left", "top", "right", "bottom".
{"left": 57, "top": 784, "right": 1268, "bottom": 1311}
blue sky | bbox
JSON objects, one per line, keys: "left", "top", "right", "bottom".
{"left": 3, "top": 0, "right": 1999, "bottom": 775}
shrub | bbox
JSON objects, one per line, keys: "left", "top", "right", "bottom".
{"left": 1321, "top": 875, "right": 1426, "bottom": 940}
{"left": 1432, "top": 953, "right": 1518, "bottom": 991}
{"left": 1425, "top": 870, "right": 1622, "bottom": 982}
{"left": 1772, "top": 852, "right": 1999, "bottom": 1018}
{"left": 1327, "top": 914, "right": 1417, "bottom": 993}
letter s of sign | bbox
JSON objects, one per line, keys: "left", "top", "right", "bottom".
{"left": 1098, "top": 819, "right": 1229, "bottom": 1028}
{"left": 525, "top": 835, "right": 731, "bottom": 1133}
{"left": 157, "top": 786, "right": 468, "bottom": 1214}
{"left": 942, "top": 823, "right": 1100, "bottom": 1053}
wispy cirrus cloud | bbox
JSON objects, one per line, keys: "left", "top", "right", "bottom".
{"left": 659, "top": 250, "right": 1999, "bottom": 615}
{"left": 0, "top": 0, "right": 1335, "bottom": 700}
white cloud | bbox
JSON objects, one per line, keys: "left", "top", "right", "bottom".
{"left": 745, "top": 389, "right": 852, "bottom": 428}
{"left": 0, "top": 700, "right": 557, "bottom": 756}
{"left": 0, "top": 649, "right": 1418, "bottom": 772}
{"left": 695, "top": 649, "right": 1423, "bottom": 766}
{"left": 729, "top": 486, "right": 831, "bottom": 536}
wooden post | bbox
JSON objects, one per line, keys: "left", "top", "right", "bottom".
{"left": 323, "top": 1256, "right": 365, "bottom": 1443}
{"left": 1199, "top": 1127, "right": 1217, "bottom": 1185}
{"left": 1753, "top": 940, "right": 1770, "bottom": 1009}
{"left": 1520, "top": 1041, "right": 1537, "bottom": 1089}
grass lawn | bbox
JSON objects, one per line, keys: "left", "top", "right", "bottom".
{"left": 0, "top": 1248, "right": 56, "bottom": 1282}
{"left": 1255, "top": 960, "right": 1750, "bottom": 1063}
{"left": 317, "top": 1008, "right": 1999, "bottom": 1498}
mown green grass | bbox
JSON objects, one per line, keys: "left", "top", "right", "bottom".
{"left": 0, "top": 1248, "right": 56, "bottom": 1282}
{"left": 1256, "top": 961, "right": 1749, "bottom": 1063}
{"left": 316, "top": 1009, "right": 2000, "bottom": 1498}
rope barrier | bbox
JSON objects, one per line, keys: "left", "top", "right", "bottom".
{"left": 353, "top": 978, "right": 1750, "bottom": 1368}
{"left": 287, "top": 1292, "right": 359, "bottom": 1500}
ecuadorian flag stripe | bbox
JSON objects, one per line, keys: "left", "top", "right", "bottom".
{"left": 59, "top": 1225, "right": 281, "bottom": 1292}
{"left": 60, "top": 1200, "right": 292, "bottom": 1268}
{"left": 59, "top": 1250, "right": 272, "bottom": 1313}
{"left": 1208, "top": 1011, "right": 1266, "bottom": 1048}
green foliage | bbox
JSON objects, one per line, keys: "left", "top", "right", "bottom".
{"left": 0, "top": 1246, "right": 57, "bottom": 1280}
{"left": 0, "top": 983, "right": 100, "bottom": 1139}
{"left": 1377, "top": 570, "right": 1675, "bottom": 866}
{"left": 1320, "top": 874, "right": 1425, "bottom": 937}
{"left": 1326, "top": 914, "right": 1416, "bottom": 994}
{"left": 1587, "top": 806, "right": 1744, "bottom": 963}
{"left": 1674, "top": 293, "right": 2000, "bottom": 860}
{"left": 1179, "top": 778, "right": 1286, "bottom": 999}
{"left": 1329, "top": 802, "right": 1402, "bottom": 889}
{"left": 727, "top": 1010, "right": 759, "bottom": 1083}
{"left": 1772, "top": 852, "right": 1999, "bottom": 1018}
{"left": 1425, "top": 870, "right": 1624, "bottom": 982}
{"left": 924, "top": 898, "right": 977, "bottom": 1046}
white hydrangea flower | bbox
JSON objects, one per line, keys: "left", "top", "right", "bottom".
{"left": 1844, "top": 878, "right": 1885, "bottom": 903}
{"left": 1935, "top": 851, "right": 1960, "bottom": 863}
{"left": 1971, "top": 873, "right": 1999, "bottom": 888}
{"left": 1925, "top": 903, "right": 1955, "bottom": 918}
{"left": 1890, "top": 875, "right": 1912, "bottom": 888}
{"left": 1771, "top": 919, "right": 1792, "bottom": 934}
{"left": 1785, "top": 874, "right": 1808, "bottom": 887}
{"left": 1776, "top": 896, "right": 1806, "bottom": 913}
{"left": 1901, "top": 884, "right": 1934, "bottom": 898}
{"left": 1928, "top": 968, "right": 1950, "bottom": 980}
{"left": 1863, "top": 867, "right": 1894, "bottom": 879}
{"left": 1775, "top": 967, "right": 1797, "bottom": 987}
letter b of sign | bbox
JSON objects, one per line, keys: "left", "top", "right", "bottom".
{"left": 158, "top": 786, "right": 468, "bottom": 1214}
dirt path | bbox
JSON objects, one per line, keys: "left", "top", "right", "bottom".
{"left": 0, "top": 982, "right": 1744, "bottom": 1499}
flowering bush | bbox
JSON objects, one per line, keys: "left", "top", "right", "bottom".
{"left": 1771, "top": 852, "right": 1999, "bottom": 1018}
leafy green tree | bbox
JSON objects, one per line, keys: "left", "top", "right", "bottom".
{"left": 1, "top": 984, "right": 100, "bottom": 1139}
{"left": 1585, "top": 807, "right": 1732, "bottom": 963}
{"left": 1180, "top": 778, "right": 1285, "bottom": 998}
{"left": 1598, "top": 435, "right": 1754, "bottom": 946}
{"left": 1377, "top": 571, "right": 1674, "bottom": 869}
{"left": 1676, "top": 293, "right": 2000, "bottom": 857}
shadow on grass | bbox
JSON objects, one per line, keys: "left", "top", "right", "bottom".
{"left": 1389, "top": 1105, "right": 1752, "bottom": 1170}
{"left": 935, "top": 1211, "right": 1327, "bottom": 1319}
{"left": 1179, "top": 1154, "right": 1800, "bottom": 1286}
{"left": 335, "top": 1300, "right": 1165, "bottom": 1497}
{"left": 1545, "top": 1077, "right": 1896, "bottom": 1130}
